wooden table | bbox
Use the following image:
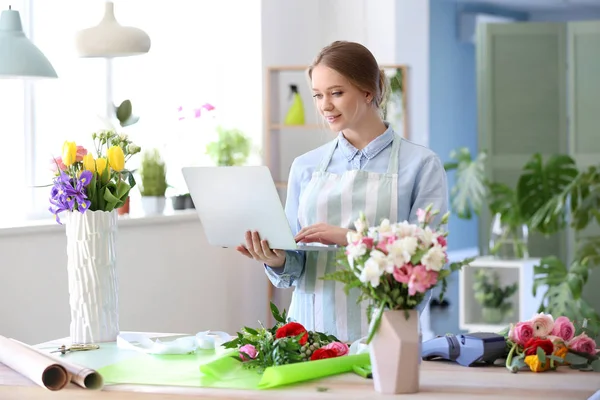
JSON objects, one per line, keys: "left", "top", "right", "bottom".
{"left": 0, "top": 334, "right": 598, "bottom": 400}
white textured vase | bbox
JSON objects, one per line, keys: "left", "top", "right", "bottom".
{"left": 65, "top": 210, "right": 120, "bottom": 344}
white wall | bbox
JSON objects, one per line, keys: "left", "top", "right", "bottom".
{"left": 0, "top": 213, "right": 269, "bottom": 344}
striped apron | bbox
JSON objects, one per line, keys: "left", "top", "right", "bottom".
{"left": 289, "top": 134, "right": 401, "bottom": 342}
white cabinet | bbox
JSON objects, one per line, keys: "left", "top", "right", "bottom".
{"left": 459, "top": 256, "right": 546, "bottom": 332}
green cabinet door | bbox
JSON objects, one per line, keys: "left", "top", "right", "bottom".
{"left": 567, "top": 21, "right": 600, "bottom": 316}
{"left": 476, "top": 22, "right": 568, "bottom": 261}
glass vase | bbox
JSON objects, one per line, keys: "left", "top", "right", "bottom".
{"left": 489, "top": 213, "right": 529, "bottom": 259}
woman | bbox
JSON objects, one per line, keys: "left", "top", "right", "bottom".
{"left": 236, "top": 41, "right": 448, "bottom": 343}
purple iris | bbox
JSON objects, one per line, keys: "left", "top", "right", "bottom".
{"left": 49, "top": 171, "right": 93, "bottom": 224}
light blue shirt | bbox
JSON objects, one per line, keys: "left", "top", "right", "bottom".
{"left": 265, "top": 125, "right": 449, "bottom": 288}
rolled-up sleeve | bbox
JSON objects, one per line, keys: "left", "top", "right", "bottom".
{"left": 409, "top": 155, "right": 449, "bottom": 225}
{"left": 264, "top": 158, "right": 306, "bottom": 288}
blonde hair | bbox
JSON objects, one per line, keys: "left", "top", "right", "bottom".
{"left": 308, "top": 41, "right": 388, "bottom": 109}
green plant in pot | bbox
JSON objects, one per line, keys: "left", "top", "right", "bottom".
{"left": 472, "top": 269, "right": 518, "bottom": 324}
{"left": 206, "top": 126, "right": 251, "bottom": 166}
{"left": 139, "top": 149, "right": 167, "bottom": 215}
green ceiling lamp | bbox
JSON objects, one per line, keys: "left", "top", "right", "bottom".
{"left": 0, "top": 6, "right": 57, "bottom": 78}
{"left": 75, "top": 1, "right": 151, "bottom": 58}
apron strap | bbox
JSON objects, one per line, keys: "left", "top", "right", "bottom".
{"left": 386, "top": 134, "right": 402, "bottom": 174}
{"left": 316, "top": 139, "right": 338, "bottom": 172}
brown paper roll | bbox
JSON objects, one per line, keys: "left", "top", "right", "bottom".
{"left": 11, "top": 339, "right": 104, "bottom": 390}
{"left": 0, "top": 335, "right": 69, "bottom": 391}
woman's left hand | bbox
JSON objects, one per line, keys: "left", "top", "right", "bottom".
{"left": 294, "top": 223, "right": 352, "bottom": 246}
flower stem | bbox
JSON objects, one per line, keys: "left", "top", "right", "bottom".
{"left": 505, "top": 342, "right": 519, "bottom": 373}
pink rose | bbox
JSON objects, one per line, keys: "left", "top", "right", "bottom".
{"left": 436, "top": 235, "right": 447, "bottom": 247}
{"left": 75, "top": 146, "right": 88, "bottom": 162}
{"left": 239, "top": 344, "right": 257, "bottom": 361}
{"left": 50, "top": 157, "right": 67, "bottom": 172}
{"left": 407, "top": 264, "right": 438, "bottom": 296}
{"left": 568, "top": 333, "right": 598, "bottom": 356}
{"left": 530, "top": 313, "right": 554, "bottom": 337}
{"left": 508, "top": 321, "right": 534, "bottom": 346}
{"left": 392, "top": 264, "right": 413, "bottom": 284}
{"left": 361, "top": 237, "right": 374, "bottom": 250}
{"left": 322, "top": 341, "right": 349, "bottom": 356}
{"left": 550, "top": 316, "right": 575, "bottom": 342}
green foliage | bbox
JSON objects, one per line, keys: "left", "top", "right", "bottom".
{"left": 139, "top": 149, "right": 167, "bottom": 197}
{"left": 532, "top": 256, "right": 600, "bottom": 338}
{"left": 206, "top": 126, "right": 251, "bottom": 166}
{"left": 221, "top": 302, "right": 340, "bottom": 373}
{"left": 115, "top": 99, "right": 140, "bottom": 127}
{"left": 472, "top": 269, "right": 518, "bottom": 313}
{"left": 88, "top": 130, "right": 140, "bottom": 212}
{"left": 443, "top": 147, "right": 488, "bottom": 219}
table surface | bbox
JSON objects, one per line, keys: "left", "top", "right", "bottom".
{"left": 0, "top": 333, "right": 598, "bottom": 400}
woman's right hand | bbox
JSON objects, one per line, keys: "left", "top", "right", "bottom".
{"left": 235, "top": 230, "right": 286, "bottom": 268}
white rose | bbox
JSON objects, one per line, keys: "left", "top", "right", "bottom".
{"left": 354, "top": 217, "right": 367, "bottom": 234}
{"left": 379, "top": 219, "right": 392, "bottom": 233}
{"left": 368, "top": 249, "right": 394, "bottom": 273}
{"left": 359, "top": 258, "right": 384, "bottom": 287}
{"left": 392, "top": 221, "right": 417, "bottom": 238}
{"left": 347, "top": 243, "right": 367, "bottom": 260}
{"left": 419, "top": 226, "right": 437, "bottom": 249}
{"left": 421, "top": 245, "right": 446, "bottom": 271}
{"left": 388, "top": 236, "right": 419, "bottom": 265}
{"left": 347, "top": 230, "right": 362, "bottom": 244}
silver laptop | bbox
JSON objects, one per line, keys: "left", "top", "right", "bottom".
{"left": 182, "top": 166, "right": 339, "bottom": 252}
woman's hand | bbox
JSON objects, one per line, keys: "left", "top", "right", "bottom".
{"left": 294, "top": 223, "right": 352, "bottom": 246}
{"left": 236, "top": 231, "right": 287, "bottom": 268}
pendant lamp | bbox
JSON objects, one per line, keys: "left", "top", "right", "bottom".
{"left": 75, "top": 1, "right": 151, "bottom": 58}
{"left": 0, "top": 6, "right": 57, "bottom": 79}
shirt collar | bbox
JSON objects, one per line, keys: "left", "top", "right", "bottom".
{"left": 337, "top": 124, "right": 395, "bottom": 161}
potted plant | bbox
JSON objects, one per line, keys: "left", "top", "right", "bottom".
{"left": 206, "top": 126, "right": 251, "bottom": 166}
{"left": 472, "top": 269, "right": 518, "bottom": 324}
{"left": 172, "top": 193, "right": 194, "bottom": 210}
{"left": 445, "top": 147, "right": 600, "bottom": 336}
{"left": 139, "top": 149, "right": 167, "bottom": 215}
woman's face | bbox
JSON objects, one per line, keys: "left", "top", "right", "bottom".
{"left": 311, "top": 64, "right": 371, "bottom": 132}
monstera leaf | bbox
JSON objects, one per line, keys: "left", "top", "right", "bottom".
{"left": 488, "top": 182, "right": 522, "bottom": 228}
{"left": 518, "top": 154, "right": 578, "bottom": 234}
{"left": 444, "top": 148, "right": 488, "bottom": 220}
{"left": 533, "top": 256, "right": 600, "bottom": 338}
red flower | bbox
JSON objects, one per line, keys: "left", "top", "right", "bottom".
{"left": 524, "top": 338, "right": 554, "bottom": 356}
{"left": 310, "top": 348, "right": 338, "bottom": 361}
{"left": 275, "top": 322, "right": 308, "bottom": 345}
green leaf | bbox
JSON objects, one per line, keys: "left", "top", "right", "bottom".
{"left": 536, "top": 347, "right": 546, "bottom": 364}
{"left": 592, "top": 359, "right": 600, "bottom": 372}
{"left": 565, "top": 352, "right": 590, "bottom": 366}
{"left": 444, "top": 148, "right": 488, "bottom": 219}
{"left": 243, "top": 327, "right": 259, "bottom": 336}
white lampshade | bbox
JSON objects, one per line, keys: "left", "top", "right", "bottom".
{"left": 0, "top": 7, "right": 57, "bottom": 79}
{"left": 75, "top": 1, "right": 151, "bottom": 58}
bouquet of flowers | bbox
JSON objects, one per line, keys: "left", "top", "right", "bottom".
{"left": 222, "top": 303, "right": 350, "bottom": 373}
{"left": 49, "top": 130, "right": 141, "bottom": 223}
{"left": 504, "top": 313, "right": 599, "bottom": 373}
{"left": 323, "top": 205, "right": 473, "bottom": 343}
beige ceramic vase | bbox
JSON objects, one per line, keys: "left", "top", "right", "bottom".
{"left": 369, "top": 309, "right": 421, "bottom": 394}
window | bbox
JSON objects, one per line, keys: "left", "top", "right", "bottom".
{"left": 9, "top": 0, "right": 262, "bottom": 224}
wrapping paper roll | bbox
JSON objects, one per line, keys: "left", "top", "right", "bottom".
{"left": 11, "top": 339, "right": 103, "bottom": 390}
{"left": 0, "top": 335, "right": 69, "bottom": 391}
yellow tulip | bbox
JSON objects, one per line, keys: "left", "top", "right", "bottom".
{"left": 82, "top": 153, "right": 96, "bottom": 172}
{"left": 62, "top": 141, "right": 77, "bottom": 167}
{"left": 107, "top": 146, "right": 125, "bottom": 172}
{"left": 96, "top": 158, "right": 108, "bottom": 176}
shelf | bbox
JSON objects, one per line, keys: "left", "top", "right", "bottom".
{"left": 269, "top": 123, "right": 323, "bottom": 130}
{"left": 459, "top": 323, "right": 508, "bottom": 333}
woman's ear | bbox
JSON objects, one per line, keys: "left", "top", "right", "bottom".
{"left": 365, "top": 92, "right": 373, "bottom": 104}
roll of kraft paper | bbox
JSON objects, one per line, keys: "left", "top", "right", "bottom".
{"left": 0, "top": 335, "right": 69, "bottom": 391}
{"left": 12, "top": 339, "right": 104, "bottom": 390}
